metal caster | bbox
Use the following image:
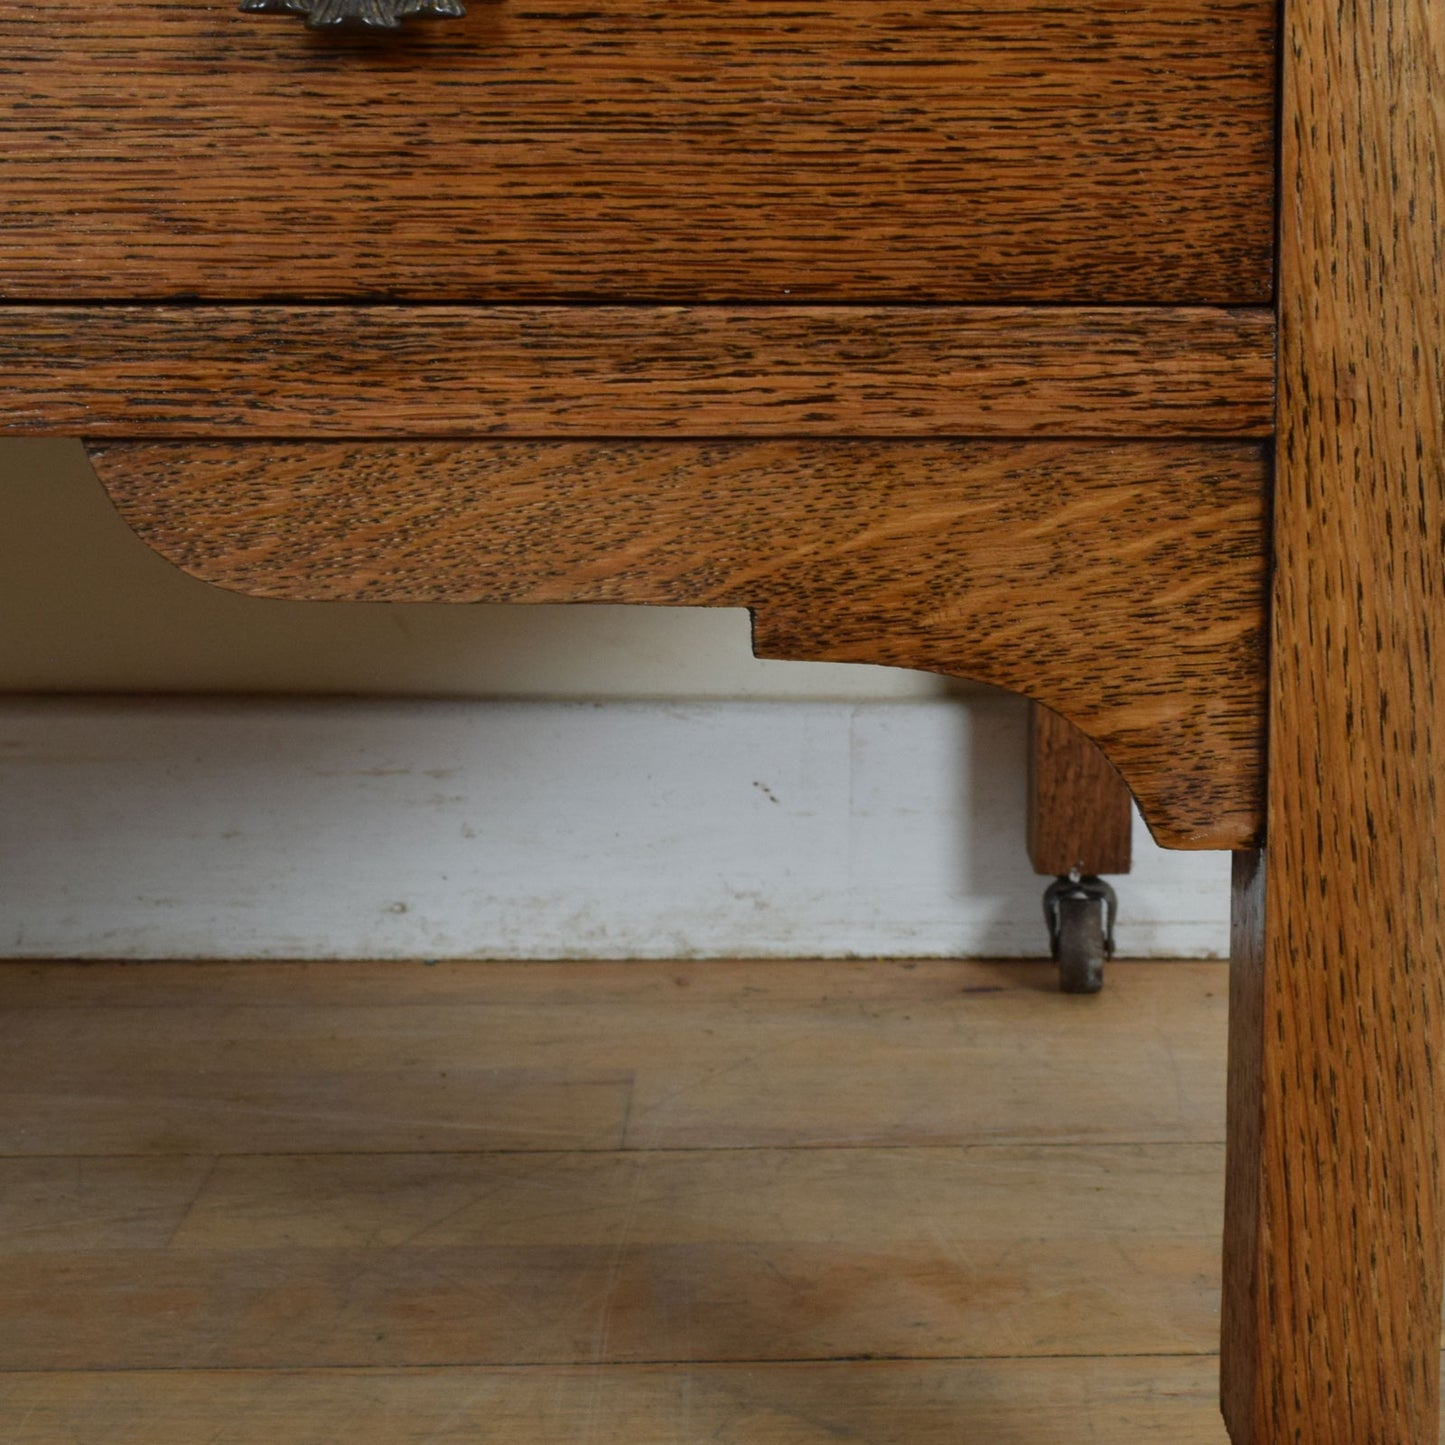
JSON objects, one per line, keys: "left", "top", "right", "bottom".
{"left": 1043, "top": 872, "right": 1117, "bottom": 993}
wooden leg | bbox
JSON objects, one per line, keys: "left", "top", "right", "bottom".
{"left": 1223, "top": 844, "right": 1444, "bottom": 1440}
{"left": 1028, "top": 705, "right": 1134, "bottom": 991}
{"left": 1221, "top": 0, "right": 1444, "bottom": 1428}
{"left": 1027, "top": 704, "right": 1132, "bottom": 879}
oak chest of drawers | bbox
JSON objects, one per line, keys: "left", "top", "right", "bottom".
{"left": 2, "top": 0, "right": 1441, "bottom": 1438}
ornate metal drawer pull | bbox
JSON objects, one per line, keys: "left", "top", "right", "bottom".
{"left": 240, "top": 0, "right": 465, "bottom": 29}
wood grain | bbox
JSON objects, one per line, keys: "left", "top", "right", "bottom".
{"left": 0, "top": 0, "right": 1275, "bottom": 304}
{"left": 0, "top": 1143, "right": 1223, "bottom": 1368}
{"left": 1219, "top": 0, "right": 1445, "bottom": 1433}
{"left": 1027, "top": 705, "right": 1134, "bottom": 876}
{"left": 0, "top": 957, "right": 1241, "bottom": 1440}
{"left": 89, "top": 439, "right": 1269, "bottom": 849}
{"left": 0, "top": 1359, "right": 1231, "bottom": 1445}
{"left": 0, "top": 306, "right": 1276, "bottom": 439}
{"left": 0, "top": 959, "right": 1231, "bottom": 1154}
{"left": 0, "top": 956, "right": 1240, "bottom": 1439}
{"left": 0, "top": 959, "right": 1242, "bottom": 1398}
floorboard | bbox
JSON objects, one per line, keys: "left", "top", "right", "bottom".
{"left": 0, "top": 1360, "right": 1228, "bottom": 1443}
{"left": 0, "top": 959, "right": 1238, "bottom": 1440}
{"left": 0, "top": 959, "right": 1227, "bottom": 1153}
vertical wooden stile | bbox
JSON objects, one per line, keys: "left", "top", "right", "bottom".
{"left": 1219, "top": 0, "right": 1445, "bottom": 1435}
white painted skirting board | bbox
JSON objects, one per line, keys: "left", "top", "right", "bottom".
{"left": 0, "top": 695, "right": 1229, "bottom": 960}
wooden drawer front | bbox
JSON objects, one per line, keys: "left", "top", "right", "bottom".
{"left": 0, "top": 0, "right": 1275, "bottom": 304}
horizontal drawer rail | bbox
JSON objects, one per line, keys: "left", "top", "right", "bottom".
{"left": 2, "top": 305, "right": 1274, "bottom": 439}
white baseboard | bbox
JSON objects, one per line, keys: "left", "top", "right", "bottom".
{"left": 0, "top": 695, "right": 1229, "bottom": 960}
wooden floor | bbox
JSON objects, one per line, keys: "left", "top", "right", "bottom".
{"left": 0, "top": 958, "right": 1237, "bottom": 1442}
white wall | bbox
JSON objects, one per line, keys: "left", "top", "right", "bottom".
{"left": 0, "top": 440, "right": 954, "bottom": 700}
{"left": 0, "top": 442, "right": 1229, "bottom": 960}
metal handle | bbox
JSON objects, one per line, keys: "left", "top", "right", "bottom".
{"left": 240, "top": 0, "right": 466, "bottom": 29}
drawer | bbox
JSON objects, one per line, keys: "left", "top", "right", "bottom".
{"left": 0, "top": 0, "right": 1275, "bottom": 303}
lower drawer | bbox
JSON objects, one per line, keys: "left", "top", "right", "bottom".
{"left": 0, "top": 0, "right": 1276, "bottom": 303}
